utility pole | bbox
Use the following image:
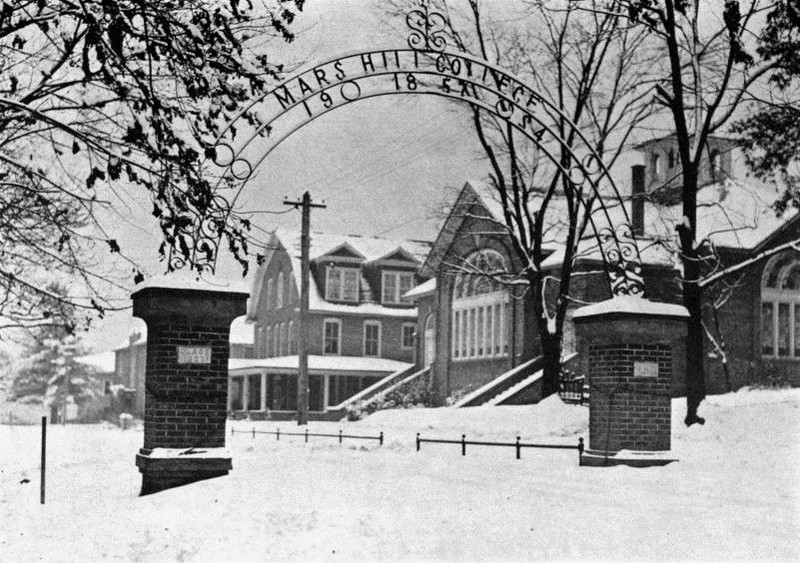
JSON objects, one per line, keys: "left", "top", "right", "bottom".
{"left": 284, "top": 192, "right": 325, "bottom": 425}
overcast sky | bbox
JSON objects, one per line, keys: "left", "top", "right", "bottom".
{"left": 82, "top": 0, "right": 498, "bottom": 353}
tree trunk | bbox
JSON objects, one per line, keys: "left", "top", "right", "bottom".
{"left": 683, "top": 280, "right": 706, "bottom": 425}
{"left": 541, "top": 332, "right": 562, "bottom": 398}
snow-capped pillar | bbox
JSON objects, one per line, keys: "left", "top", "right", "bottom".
{"left": 131, "top": 281, "right": 248, "bottom": 495}
{"left": 573, "top": 296, "right": 688, "bottom": 467}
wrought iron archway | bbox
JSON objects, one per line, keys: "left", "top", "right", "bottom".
{"left": 197, "top": 0, "right": 646, "bottom": 297}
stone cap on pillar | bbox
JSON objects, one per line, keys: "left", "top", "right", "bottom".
{"left": 131, "top": 275, "right": 249, "bottom": 325}
{"left": 573, "top": 295, "right": 689, "bottom": 323}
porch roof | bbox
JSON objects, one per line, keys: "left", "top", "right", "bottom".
{"left": 228, "top": 355, "right": 412, "bottom": 375}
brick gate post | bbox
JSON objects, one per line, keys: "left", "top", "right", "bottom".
{"left": 573, "top": 296, "right": 688, "bottom": 467}
{"left": 131, "top": 281, "right": 248, "bottom": 495}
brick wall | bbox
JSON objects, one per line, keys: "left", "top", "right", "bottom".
{"left": 142, "top": 322, "right": 231, "bottom": 449}
{"left": 132, "top": 287, "right": 247, "bottom": 451}
{"left": 575, "top": 311, "right": 686, "bottom": 453}
{"left": 587, "top": 343, "right": 672, "bottom": 451}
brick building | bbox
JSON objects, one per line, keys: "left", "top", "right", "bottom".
{"left": 114, "top": 316, "right": 254, "bottom": 416}
{"left": 408, "top": 135, "right": 799, "bottom": 405}
{"left": 227, "top": 230, "right": 431, "bottom": 419}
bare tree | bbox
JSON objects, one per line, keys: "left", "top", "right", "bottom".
{"left": 0, "top": 0, "right": 303, "bottom": 333}
{"left": 388, "top": 0, "right": 659, "bottom": 395}
{"left": 573, "top": 0, "right": 800, "bottom": 425}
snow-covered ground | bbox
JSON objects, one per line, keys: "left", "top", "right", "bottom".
{"left": 1, "top": 389, "right": 798, "bottom": 561}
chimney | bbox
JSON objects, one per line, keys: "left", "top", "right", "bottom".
{"left": 631, "top": 164, "right": 646, "bottom": 236}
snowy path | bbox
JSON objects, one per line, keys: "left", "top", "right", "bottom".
{"left": 1, "top": 389, "right": 798, "bottom": 561}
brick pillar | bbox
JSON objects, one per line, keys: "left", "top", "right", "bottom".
{"left": 573, "top": 296, "right": 688, "bottom": 467}
{"left": 131, "top": 282, "right": 248, "bottom": 495}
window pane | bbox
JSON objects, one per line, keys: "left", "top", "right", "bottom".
{"left": 343, "top": 270, "right": 359, "bottom": 301}
{"left": 453, "top": 312, "right": 460, "bottom": 358}
{"left": 326, "top": 269, "right": 340, "bottom": 300}
{"left": 266, "top": 327, "right": 273, "bottom": 358}
{"left": 383, "top": 273, "right": 397, "bottom": 303}
{"left": 364, "top": 323, "right": 380, "bottom": 357}
{"left": 468, "top": 309, "right": 475, "bottom": 357}
{"left": 324, "top": 321, "right": 340, "bottom": 354}
{"left": 778, "top": 303, "right": 791, "bottom": 356}
{"left": 486, "top": 305, "right": 494, "bottom": 356}
{"left": 504, "top": 302, "right": 511, "bottom": 353}
{"left": 494, "top": 303, "right": 502, "bottom": 354}
{"left": 477, "top": 307, "right": 484, "bottom": 356}
{"left": 762, "top": 302, "right": 774, "bottom": 356}
{"left": 400, "top": 274, "right": 414, "bottom": 302}
{"left": 402, "top": 325, "right": 415, "bottom": 349}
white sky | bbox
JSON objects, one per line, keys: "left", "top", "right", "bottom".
{"left": 83, "top": 0, "right": 493, "bottom": 353}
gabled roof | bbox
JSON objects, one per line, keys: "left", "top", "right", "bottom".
{"left": 317, "top": 242, "right": 366, "bottom": 261}
{"left": 249, "top": 229, "right": 432, "bottom": 319}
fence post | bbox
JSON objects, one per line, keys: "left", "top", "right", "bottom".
{"left": 578, "top": 437, "right": 584, "bottom": 462}
{"left": 416, "top": 433, "right": 420, "bottom": 452}
{"left": 379, "top": 431, "right": 384, "bottom": 446}
{"left": 230, "top": 426, "right": 234, "bottom": 436}
{"left": 252, "top": 426, "right": 255, "bottom": 439}
{"left": 461, "top": 434, "right": 466, "bottom": 456}
{"left": 516, "top": 436, "right": 521, "bottom": 460}
{"left": 338, "top": 430, "right": 342, "bottom": 444}
{"left": 40, "top": 416, "right": 46, "bottom": 505}
{"left": 276, "top": 428, "right": 280, "bottom": 441}
{"left": 305, "top": 428, "right": 308, "bottom": 443}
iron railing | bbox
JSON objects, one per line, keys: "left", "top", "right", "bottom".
{"left": 416, "top": 433, "right": 584, "bottom": 462}
{"left": 231, "top": 426, "right": 384, "bottom": 445}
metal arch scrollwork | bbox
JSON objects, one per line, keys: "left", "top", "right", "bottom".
{"left": 407, "top": 0, "right": 447, "bottom": 52}
{"left": 599, "top": 224, "right": 646, "bottom": 297}
{"left": 166, "top": 195, "right": 232, "bottom": 274}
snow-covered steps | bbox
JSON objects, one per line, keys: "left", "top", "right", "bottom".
{"left": 485, "top": 369, "right": 544, "bottom": 406}
{"left": 452, "top": 356, "right": 544, "bottom": 408}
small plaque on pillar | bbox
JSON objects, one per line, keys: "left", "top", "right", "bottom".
{"left": 633, "top": 361, "right": 658, "bottom": 378}
{"left": 177, "top": 346, "right": 212, "bottom": 364}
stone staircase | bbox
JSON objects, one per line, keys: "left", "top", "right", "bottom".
{"left": 453, "top": 353, "right": 578, "bottom": 408}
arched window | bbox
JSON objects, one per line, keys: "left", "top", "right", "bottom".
{"left": 266, "top": 326, "right": 273, "bottom": 358}
{"left": 651, "top": 152, "right": 662, "bottom": 179}
{"left": 276, "top": 272, "right": 285, "bottom": 309}
{"left": 761, "top": 251, "right": 800, "bottom": 358}
{"left": 451, "top": 249, "right": 510, "bottom": 360}
{"left": 266, "top": 278, "right": 274, "bottom": 310}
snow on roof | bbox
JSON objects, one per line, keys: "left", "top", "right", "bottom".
{"left": 403, "top": 278, "right": 436, "bottom": 300}
{"left": 228, "top": 355, "right": 412, "bottom": 374}
{"left": 572, "top": 295, "right": 689, "bottom": 319}
{"left": 642, "top": 176, "right": 796, "bottom": 250}
{"left": 76, "top": 351, "right": 116, "bottom": 373}
{"left": 251, "top": 229, "right": 431, "bottom": 318}
{"left": 133, "top": 272, "right": 249, "bottom": 295}
{"left": 540, "top": 236, "right": 678, "bottom": 269}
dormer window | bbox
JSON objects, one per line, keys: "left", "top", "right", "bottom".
{"left": 382, "top": 271, "right": 414, "bottom": 304}
{"left": 326, "top": 266, "right": 359, "bottom": 302}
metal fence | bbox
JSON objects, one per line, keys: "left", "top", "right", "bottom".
{"left": 231, "top": 426, "right": 384, "bottom": 445}
{"left": 559, "top": 371, "right": 589, "bottom": 405}
{"left": 416, "top": 433, "right": 584, "bottom": 462}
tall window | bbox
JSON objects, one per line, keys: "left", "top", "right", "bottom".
{"left": 276, "top": 272, "right": 285, "bottom": 309}
{"left": 324, "top": 318, "right": 341, "bottom": 355}
{"left": 382, "top": 271, "right": 415, "bottom": 304}
{"left": 363, "top": 321, "right": 381, "bottom": 357}
{"left": 451, "top": 249, "right": 510, "bottom": 361}
{"left": 266, "top": 326, "right": 273, "bottom": 358}
{"left": 266, "top": 278, "right": 274, "bottom": 310}
{"left": 276, "top": 322, "right": 284, "bottom": 356}
{"left": 401, "top": 323, "right": 416, "bottom": 349}
{"left": 761, "top": 252, "right": 800, "bottom": 358}
{"left": 280, "top": 322, "right": 287, "bottom": 355}
{"left": 651, "top": 152, "right": 662, "bottom": 178}
{"left": 326, "top": 267, "right": 359, "bottom": 302}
